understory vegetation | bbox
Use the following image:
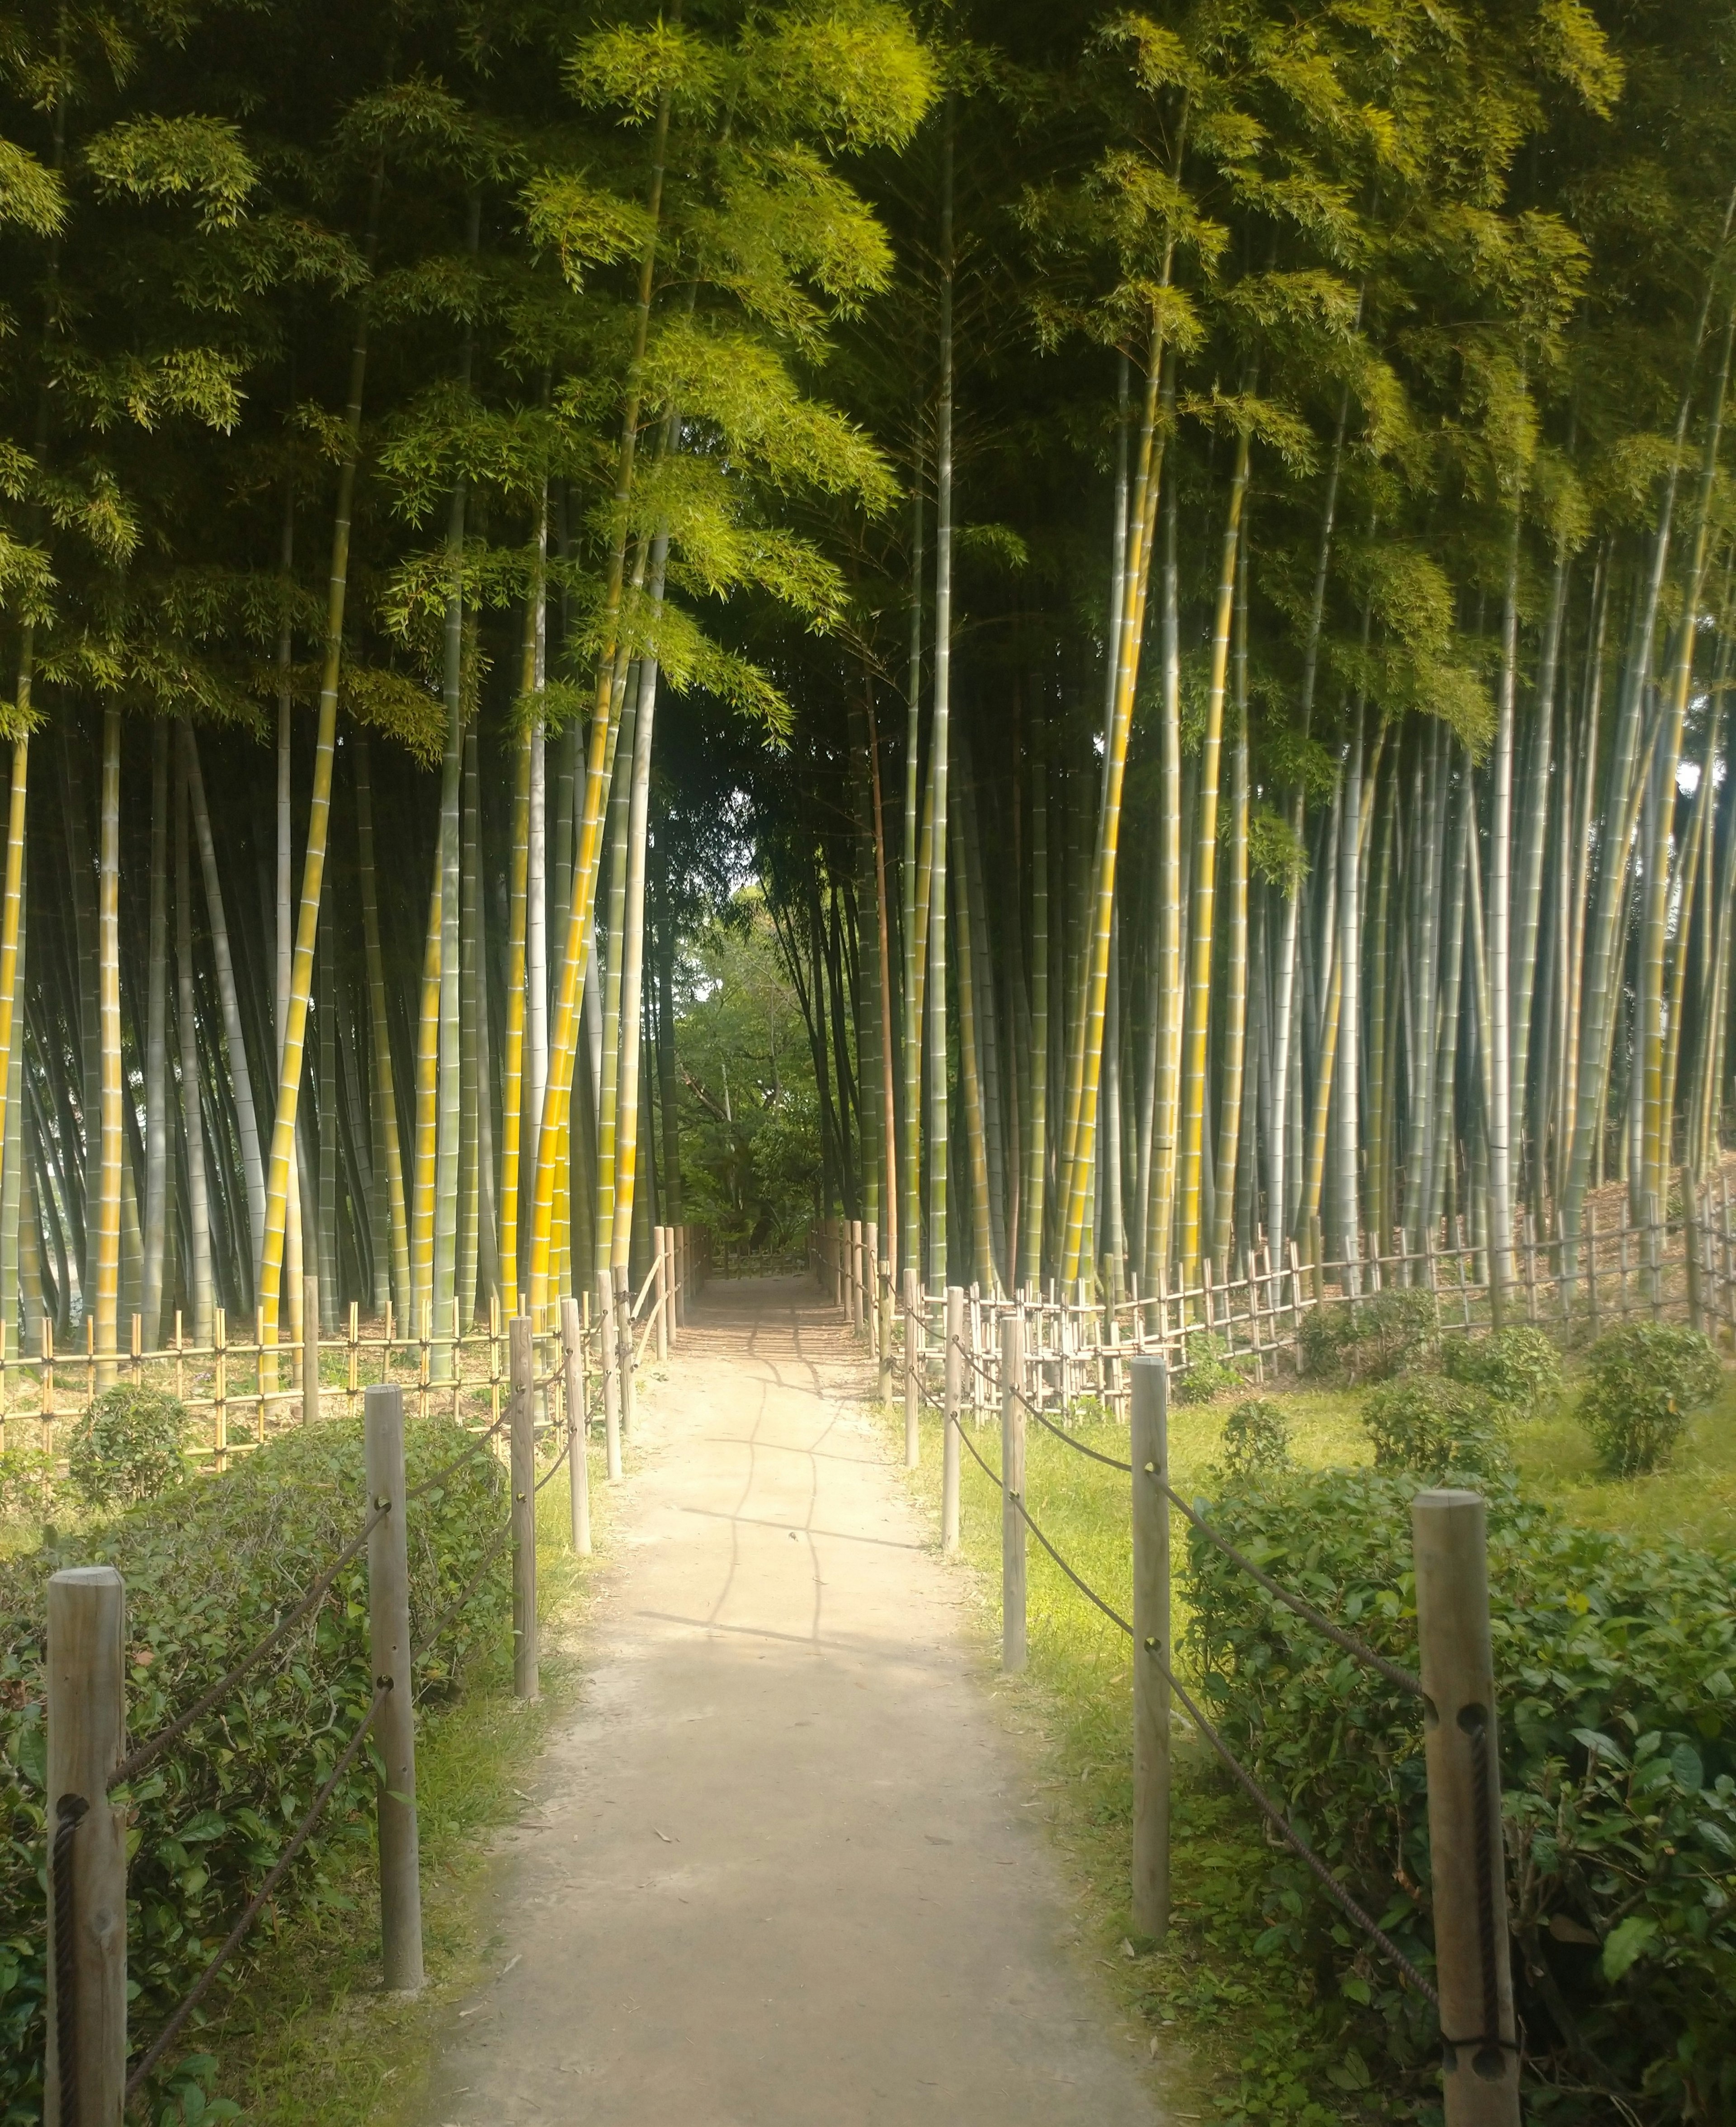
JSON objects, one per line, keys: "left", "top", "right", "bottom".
{"left": 0, "top": 1411, "right": 602, "bottom": 2122}
{"left": 882, "top": 1323, "right": 1736, "bottom": 2126}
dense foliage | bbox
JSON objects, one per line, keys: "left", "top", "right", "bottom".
{"left": 1442, "top": 1326, "right": 1564, "bottom": 1413}
{"left": 1576, "top": 1323, "right": 1725, "bottom": 1475}
{"left": 64, "top": 1385, "right": 190, "bottom": 1512}
{"left": 1299, "top": 1290, "right": 1438, "bottom": 1384}
{"left": 1186, "top": 1469, "right": 1736, "bottom": 2122}
{"left": 0, "top": 1417, "right": 509, "bottom": 2118}
{"left": 1361, "top": 1373, "right": 1513, "bottom": 1482}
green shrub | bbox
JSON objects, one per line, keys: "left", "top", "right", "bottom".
{"left": 1576, "top": 1322, "right": 1725, "bottom": 1476}
{"left": 0, "top": 1447, "right": 57, "bottom": 1524}
{"left": 1443, "top": 1325, "right": 1563, "bottom": 1413}
{"left": 66, "top": 1385, "right": 191, "bottom": 1512}
{"left": 0, "top": 1414, "right": 509, "bottom": 2120}
{"left": 1186, "top": 1467, "right": 1736, "bottom": 2119}
{"left": 1361, "top": 1374, "right": 1511, "bottom": 1483}
{"left": 1298, "top": 1285, "right": 1434, "bottom": 1382}
{"left": 1220, "top": 1398, "right": 1291, "bottom": 1477}
{"left": 1173, "top": 1329, "right": 1245, "bottom": 1404}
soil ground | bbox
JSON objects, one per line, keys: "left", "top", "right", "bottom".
{"left": 413, "top": 1273, "right": 1165, "bottom": 2127}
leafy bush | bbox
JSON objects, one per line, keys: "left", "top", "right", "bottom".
{"left": 1220, "top": 1399, "right": 1291, "bottom": 1478}
{"left": 1, "top": 1414, "right": 509, "bottom": 2119}
{"left": 1298, "top": 1285, "right": 1434, "bottom": 1383}
{"left": 1186, "top": 1467, "right": 1736, "bottom": 2120}
{"left": 66, "top": 1385, "right": 191, "bottom": 1512}
{"left": 1443, "top": 1325, "right": 1562, "bottom": 1413}
{"left": 1173, "top": 1329, "right": 1245, "bottom": 1404}
{"left": 1576, "top": 1323, "right": 1725, "bottom": 1477}
{"left": 1361, "top": 1375, "right": 1511, "bottom": 1483}
{"left": 0, "top": 1448, "right": 57, "bottom": 1525}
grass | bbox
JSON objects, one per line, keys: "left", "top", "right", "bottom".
{"left": 874, "top": 1328, "right": 1736, "bottom": 2125}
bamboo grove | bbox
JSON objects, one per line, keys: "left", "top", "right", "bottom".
{"left": 732, "top": 0, "right": 1736, "bottom": 1321}
{"left": 2, "top": 0, "right": 1735, "bottom": 1373}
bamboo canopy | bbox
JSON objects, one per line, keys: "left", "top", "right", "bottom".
{"left": 0, "top": 0, "right": 1734, "bottom": 1367}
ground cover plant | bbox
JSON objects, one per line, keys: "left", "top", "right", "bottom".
{"left": 1442, "top": 1328, "right": 1563, "bottom": 1416}
{"left": 1575, "top": 1325, "right": 1725, "bottom": 1477}
{"left": 1187, "top": 1468, "right": 1736, "bottom": 2123}
{"left": 0, "top": 1414, "right": 510, "bottom": 2119}
{"left": 881, "top": 1320, "right": 1736, "bottom": 2126}
{"left": 1360, "top": 1374, "right": 1513, "bottom": 1484}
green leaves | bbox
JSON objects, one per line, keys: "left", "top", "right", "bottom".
{"left": 641, "top": 316, "right": 896, "bottom": 511}
{"left": 0, "top": 133, "right": 66, "bottom": 234}
{"left": 84, "top": 116, "right": 256, "bottom": 229}
{"left": 521, "top": 173, "right": 651, "bottom": 292}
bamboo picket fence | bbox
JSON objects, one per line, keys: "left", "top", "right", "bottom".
{"left": 2, "top": 1223, "right": 710, "bottom": 1475}
{"left": 812, "top": 1172, "right": 1736, "bottom": 1420}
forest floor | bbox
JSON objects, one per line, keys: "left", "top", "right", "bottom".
{"left": 404, "top": 1273, "right": 1171, "bottom": 2127}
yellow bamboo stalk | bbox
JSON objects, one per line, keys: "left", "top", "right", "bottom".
{"left": 501, "top": 720, "right": 530, "bottom": 1304}
{"left": 255, "top": 210, "right": 375, "bottom": 1349}
{"left": 410, "top": 870, "right": 441, "bottom": 1338}
{"left": 1177, "top": 424, "right": 1252, "bottom": 1277}
{"left": 1060, "top": 325, "right": 1167, "bottom": 1282}
{"left": 0, "top": 732, "right": 27, "bottom": 1223}
{"left": 95, "top": 708, "right": 122, "bottom": 1379}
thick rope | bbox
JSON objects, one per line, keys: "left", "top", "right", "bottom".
{"left": 111, "top": 1506, "right": 387, "bottom": 1791}
{"left": 123, "top": 1689, "right": 387, "bottom": 2105}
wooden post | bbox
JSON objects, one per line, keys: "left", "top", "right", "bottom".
{"left": 1412, "top": 1489, "right": 1520, "bottom": 2126}
{"left": 561, "top": 1294, "right": 591, "bottom": 1556}
{"left": 364, "top": 1383, "right": 424, "bottom": 1991}
{"left": 302, "top": 1275, "right": 320, "bottom": 1426}
{"left": 615, "top": 1264, "right": 635, "bottom": 1438}
{"left": 1131, "top": 1356, "right": 1170, "bottom": 1942}
{"left": 863, "top": 1220, "right": 879, "bottom": 1366}
{"left": 942, "top": 1286, "right": 964, "bottom": 1556}
{"left": 1685, "top": 1188, "right": 1703, "bottom": 1334}
{"left": 45, "top": 1565, "right": 128, "bottom": 2127}
{"left": 1585, "top": 1204, "right": 1600, "bottom": 1331}
{"left": 1000, "top": 1309, "right": 1026, "bottom": 1673}
{"left": 654, "top": 1227, "right": 670, "bottom": 1361}
{"left": 902, "top": 1269, "right": 921, "bottom": 1469}
{"left": 509, "top": 1317, "right": 538, "bottom": 1700}
{"left": 845, "top": 1219, "right": 861, "bottom": 1331}
{"left": 598, "top": 1271, "right": 622, "bottom": 1482}
{"left": 872, "top": 1234, "right": 891, "bottom": 1403}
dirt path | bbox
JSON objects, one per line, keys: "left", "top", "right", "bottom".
{"left": 415, "top": 1274, "right": 1162, "bottom": 2127}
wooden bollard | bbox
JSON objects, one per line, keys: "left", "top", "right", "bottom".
{"left": 1001, "top": 1309, "right": 1026, "bottom": 1673}
{"left": 561, "top": 1294, "right": 591, "bottom": 1556}
{"left": 654, "top": 1227, "right": 670, "bottom": 1361}
{"left": 303, "top": 1275, "right": 321, "bottom": 1426}
{"left": 509, "top": 1318, "right": 538, "bottom": 1700}
{"left": 1413, "top": 1490, "right": 1519, "bottom": 2126}
{"left": 615, "top": 1264, "right": 635, "bottom": 1438}
{"left": 1131, "top": 1356, "right": 1170, "bottom": 1941}
{"left": 867, "top": 1223, "right": 887, "bottom": 1398}
{"left": 942, "top": 1286, "right": 964, "bottom": 1555}
{"left": 598, "top": 1270, "right": 622, "bottom": 1480}
{"left": 45, "top": 1565, "right": 128, "bottom": 2126}
{"left": 903, "top": 1269, "right": 922, "bottom": 1469}
{"left": 846, "top": 1219, "right": 862, "bottom": 1331}
{"left": 364, "top": 1384, "right": 425, "bottom": 1989}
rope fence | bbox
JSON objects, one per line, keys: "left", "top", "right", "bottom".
{"left": 40, "top": 1220, "right": 714, "bottom": 2119}
{"left": 874, "top": 1274, "right": 1520, "bottom": 2109}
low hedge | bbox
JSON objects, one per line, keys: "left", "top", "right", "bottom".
{"left": 1185, "top": 1467, "right": 1736, "bottom": 2123}
{"left": 1, "top": 1415, "right": 510, "bottom": 2121}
